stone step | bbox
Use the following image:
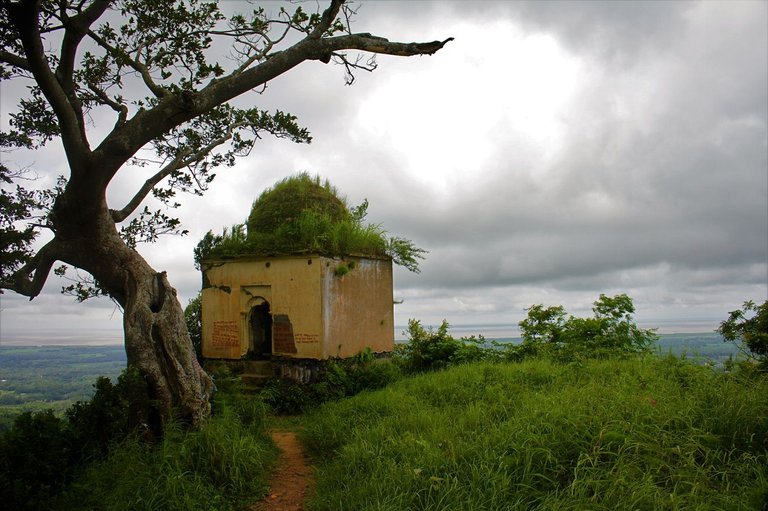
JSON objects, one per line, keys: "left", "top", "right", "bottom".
{"left": 241, "top": 360, "right": 275, "bottom": 377}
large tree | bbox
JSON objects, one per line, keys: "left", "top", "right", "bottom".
{"left": 0, "top": 0, "right": 450, "bottom": 429}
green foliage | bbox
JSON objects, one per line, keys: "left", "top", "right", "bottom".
{"left": 0, "top": 166, "right": 63, "bottom": 285}
{"left": 511, "top": 294, "right": 658, "bottom": 362}
{"left": 386, "top": 236, "right": 428, "bottom": 274}
{"left": 0, "top": 409, "right": 70, "bottom": 510}
{"left": 205, "top": 365, "right": 273, "bottom": 428}
{"left": 65, "top": 367, "right": 152, "bottom": 457}
{"left": 184, "top": 293, "right": 203, "bottom": 362}
{"left": 247, "top": 172, "right": 348, "bottom": 234}
{"left": 261, "top": 351, "right": 403, "bottom": 415}
{"left": 0, "top": 363, "right": 276, "bottom": 511}
{"left": 53, "top": 396, "right": 276, "bottom": 511}
{"left": 301, "top": 357, "right": 768, "bottom": 510}
{"left": 195, "top": 173, "right": 426, "bottom": 272}
{"left": 518, "top": 304, "right": 567, "bottom": 344}
{"left": 718, "top": 300, "right": 768, "bottom": 370}
{"left": 394, "top": 319, "right": 498, "bottom": 373}
{"left": 0, "top": 366, "right": 149, "bottom": 510}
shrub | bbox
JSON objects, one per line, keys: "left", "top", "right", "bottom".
{"left": 718, "top": 299, "right": 768, "bottom": 371}
{"left": 509, "top": 294, "right": 657, "bottom": 363}
{"left": 394, "top": 319, "right": 498, "bottom": 373}
{"left": 0, "top": 366, "right": 150, "bottom": 511}
{"left": 261, "top": 350, "right": 403, "bottom": 414}
{"left": 66, "top": 366, "right": 152, "bottom": 457}
{"left": 0, "top": 409, "right": 71, "bottom": 510}
{"left": 53, "top": 400, "right": 277, "bottom": 511}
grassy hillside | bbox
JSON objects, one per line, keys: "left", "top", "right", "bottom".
{"left": 1, "top": 336, "right": 765, "bottom": 510}
{"left": 301, "top": 357, "right": 768, "bottom": 510}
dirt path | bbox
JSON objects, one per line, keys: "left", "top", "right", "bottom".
{"left": 251, "top": 431, "right": 315, "bottom": 511}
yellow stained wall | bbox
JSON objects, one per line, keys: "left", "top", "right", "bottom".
{"left": 322, "top": 257, "right": 394, "bottom": 358}
{"left": 201, "top": 255, "right": 394, "bottom": 360}
{"left": 201, "top": 256, "right": 323, "bottom": 359}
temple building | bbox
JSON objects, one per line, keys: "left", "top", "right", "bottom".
{"left": 200, "top": 254, "right": 394, "bottom": 363}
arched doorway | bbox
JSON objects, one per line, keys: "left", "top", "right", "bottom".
{"left": 248, "top": 300, "right": 272, "bottom": 359}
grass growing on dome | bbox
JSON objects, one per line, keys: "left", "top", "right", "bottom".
{"left": 195, "top": 173, "right": 425, "bottom": 272}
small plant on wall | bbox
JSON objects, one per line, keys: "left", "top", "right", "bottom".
{"left": 334, "top": 260, "right": 356, "bottom": 277}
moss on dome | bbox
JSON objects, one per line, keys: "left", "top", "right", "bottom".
{"left": 246, "top": 172, "right": 350, "bottom": 236}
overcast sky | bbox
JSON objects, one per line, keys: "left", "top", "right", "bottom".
{"left": 1, "top": 0, "right": 766, "bottom": 344}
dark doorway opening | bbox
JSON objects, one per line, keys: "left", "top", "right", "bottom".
{"left": 248, "top": 301, "right": 272, "bottom": 359}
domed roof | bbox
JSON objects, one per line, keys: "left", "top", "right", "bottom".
{"left": 246, "top": 172, "right": 349, "bottom": 235}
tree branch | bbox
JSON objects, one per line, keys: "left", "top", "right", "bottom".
{"left": 1, "top": 239, "right": 59, "bottom": 299}
{"left": 324, "top": 33, "right": 454, "bottom": 57}
{"left": 84, "top": 28, "right": 168, "bottom": 98}
{"left": 110, "top": 127, "right": 241, "bottom": 222}
{"left": 0, "top": 49, "right": 30, "bottom": 71}
{"left": 95, "top": 29, "right": 452, "bottom": 175}
{"left": 86, "top": 82, "right": 129, "bottom": 127}
{"left": 309, "top": 0, "right": 344, "bottom": 39}
{"left": 6, "top": 0, "right": 91, "bottom": 170}
{"left": 56, "top": 0, "right": 111, "bottom": 91}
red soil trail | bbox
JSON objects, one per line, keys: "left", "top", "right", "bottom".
{"left": 251, "top": 431, "right": 315, "bottom": 511}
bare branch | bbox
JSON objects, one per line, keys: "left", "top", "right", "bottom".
{"left": 326, "top": 33, "right": 455, "bottom": 58}
{"left": 231, "top": 24, "right": 292, "bottom": 75}
{"left": 99, "top": 33, "right": 451, "bottom": 171}
{"left": 110, "top": 154, "right": 186, "bottom": 223}
{"left": 134, "top": 40, "right": 168, "bottom": 98}
{"left": 333, "top": 52, "right": 377, "bottom": 85}
{"left": 85, "top": 82, "right": 129, "bottom": 127}
{"left": 85, "top": 29, "right": 168, "bottom": 98}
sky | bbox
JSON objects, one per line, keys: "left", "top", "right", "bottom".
{"left": 1, "top": 0, "right": 767, "bottom": 345}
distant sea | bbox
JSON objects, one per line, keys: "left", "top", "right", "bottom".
{"left": 0, "top": 328, "right": 124, "bottom": 346}
{"left": 1, "top": 318, "right": 719, "bottom": 346}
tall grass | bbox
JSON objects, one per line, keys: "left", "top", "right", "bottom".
{"left": 301, "top": 356, "right": 768, "bottom": 510}
{"left": 52, "top": 394, "right": 277, "bottom": 511}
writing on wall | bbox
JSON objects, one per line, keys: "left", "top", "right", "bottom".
{"left": 212, "top": 321, "right": 239, "bottom": 347}
{"left": 295, "top": 333, "right": 320, "bottom": 344}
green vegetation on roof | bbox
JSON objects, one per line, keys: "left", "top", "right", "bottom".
{"left": 194, "top": 173, "right": 426, "bottom": 272}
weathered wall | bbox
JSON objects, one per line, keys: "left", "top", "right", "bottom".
{"left": 322, "top": 257, "right": 394, "bottom": 358}
{"left": 201, "top": 256, "right": 323, "bottom": 359}
{"left": 201, "top": 255, "right": 394, "bottom": 360}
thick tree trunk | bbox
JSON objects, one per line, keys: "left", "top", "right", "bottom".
{"left": 122, "top": 268, "right": 214, "bottom": 430}
{"left": 56, "top": 197, "right": 214, "bottom": 431}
